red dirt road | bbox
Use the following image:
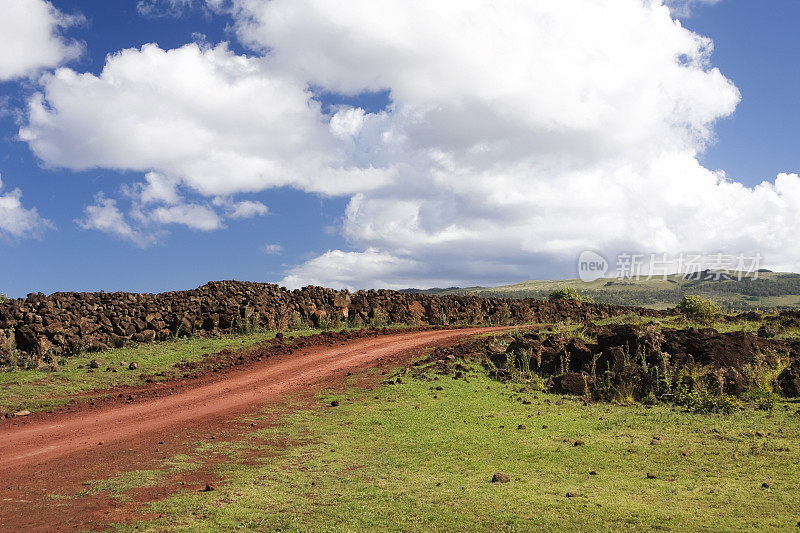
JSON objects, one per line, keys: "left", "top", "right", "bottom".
{"left": 0, "top": 326, "right": 514, "bottom": 531}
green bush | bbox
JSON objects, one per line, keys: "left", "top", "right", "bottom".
{"left": 677, "top": 295, "right": 720, "bottom": 319}
{"left": 548, "top": 287, "right": 594, "bottom": 304}
{"left": 0, "top": 293, "right": 6, "bottom": 303}
{"left": 674, "top": 387, "right": 740, "bottom": 414}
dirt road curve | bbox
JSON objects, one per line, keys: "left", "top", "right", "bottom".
{"left": 0, "top": 326, "right": 514, "bottom": 530}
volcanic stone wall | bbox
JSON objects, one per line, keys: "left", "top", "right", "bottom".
{"left": 0, "top": 280, "right": 658, "bottom": 364}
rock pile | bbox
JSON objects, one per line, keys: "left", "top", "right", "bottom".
{"left": 488, "top": 324, "right": 800, "bottom": 399}
{"left": 0, "top": 280, "right": 657, "bottom": 365}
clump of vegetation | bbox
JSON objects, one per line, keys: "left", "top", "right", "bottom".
{"left": 673, "top": 385, "right": 740, "bottom": 414}
{"left": 677, "top": 294, "right": 721, "bottom": 319}
{"left": 290, "top": 310, "right": 310, "bottom": 331}
{"left": 0, "top": 293, "right": 6, "bottom": 303}
{"left": 369, "top": 308, "right": 389, "bottom": 328}
{"left": 233, "top": 308, "right": 264, "bottom": 335}
{"left": 548, "top": 287, "right": 594, "bottom": 304}
{"left": 740, "top": 350, "right": 789, "bottom": 410}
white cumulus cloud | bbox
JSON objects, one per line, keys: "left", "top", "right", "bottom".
{"left": 20, "top": 42, "right": 394, "bottom": 197}
{"left": 259, "top": 0, "right": 795, "bottom": 287}
{"left": 281, "top": 248, "right": 422, "bottom": 290}
{"left": 665, "top": 0, "right": 723, "bottom": 18}
{"left": 260, "top": 243, "right": 283, "bottom": 255}
{"left": 0, "top": 0, "right": 83, "bottom": 81}
{"left": 18, "top": 0, "right": 800, "bottom": 287}
{"left": 213, "top": 197, "right": 268, "bottom": 219}
{"left": 76, "top": 178, "right": 271, "bottom": 245}
{"left": 0, "top": 175, "right": 53, "bottom": 241}
{"left": 150, "top": 203, "right": 222, "bottom": 231}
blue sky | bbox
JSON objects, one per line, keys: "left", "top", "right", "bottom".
{"left": 0, "top": 0, "right": 799, "bottom": 297}
{"left": 686, "top": 0, "right": 800, "bottom": 186}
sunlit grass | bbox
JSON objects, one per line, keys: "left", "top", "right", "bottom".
{"left": 115, "top": 365, "right": 800, "bottom": 532}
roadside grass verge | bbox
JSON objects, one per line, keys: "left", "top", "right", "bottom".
{"left": 116, "top": 362, "right": 800, "bottom": 532}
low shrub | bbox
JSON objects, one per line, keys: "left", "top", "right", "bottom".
{"left": 548, "top": 287, "right": 594, "bottom": 304}
{"left": 674, "top": 387, "right": 740, "bottom": 414}
{"left": 677, "top": 295, "right": 721, "bottom": 320}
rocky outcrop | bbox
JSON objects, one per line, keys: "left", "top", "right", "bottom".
{"left": 0, "top": 280, "right": 658, "bottom": 365}
{"left": 492, "top": 324, "right": 800, "bottom": 401}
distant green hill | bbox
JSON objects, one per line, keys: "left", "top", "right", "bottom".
{"left": 404, "top": 272, "right": 800, "bottom": 311}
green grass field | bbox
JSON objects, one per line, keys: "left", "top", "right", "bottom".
{"left": 74, "top": 359, "right": 800, "bottom": 532}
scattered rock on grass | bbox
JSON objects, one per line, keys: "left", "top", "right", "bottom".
{"left": 574, "top": 440, "right": 585, "bottom": 447}
{"left": 89, "top": 359, "right": 102, "bottom": 369}
{"left": 129, "top": 362, "right": 139, "bottom": 370}
{"left": 566, "top": 491, "right": 578, "bottom": 498}
{"left": 646, "top": 472, "right": 658, "bottom": 479}
{"left": 200, "top": 483, "right": 215, "bottom": 492}
{"left": 491, "top": 472, "right": 510, "bottom": 483}
{"left": 330, "top": 400, "right": 340, "bottom": 407}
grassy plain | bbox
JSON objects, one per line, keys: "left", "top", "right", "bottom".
{"left": 83, "top": 361, "right": 800, "bottom": 532}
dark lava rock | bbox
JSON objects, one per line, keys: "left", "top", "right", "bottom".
{"left": 89, "top": 359, "right": 102, "bottom": 369}
{"left": 713, "top": 366, "right": 746, "bottom": 396}
{"left": 128, "top": 362, "right": 139, "bottom": 370}
{"left": 553, "top": 371, "right": 595, "bottom": 397}
{"left": 330, "top": 400, "right": 340, "bottom": 407}
{"left": 757, "top": 325, "right": 776, "bottom": 339}
{"left": 565, "top": 338, "right": 593, "bottom": 371}
{"left": 0, "top": 279, "right": 657, "bottom": 368}
{"left": 778, "top": 360, "right": 800, "bottom": 397}
{"left": 491, "top": 472, "right": 510, "bottom": 483}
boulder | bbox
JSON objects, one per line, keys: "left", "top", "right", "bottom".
{"left": 553, "top": 371, "right": 595, "bottom": 397}
{"left": 491, "top": 472, "right": 510, "bottom": 483}
{"left": 777, "top": 360, "right": 800, "bottom": 397}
